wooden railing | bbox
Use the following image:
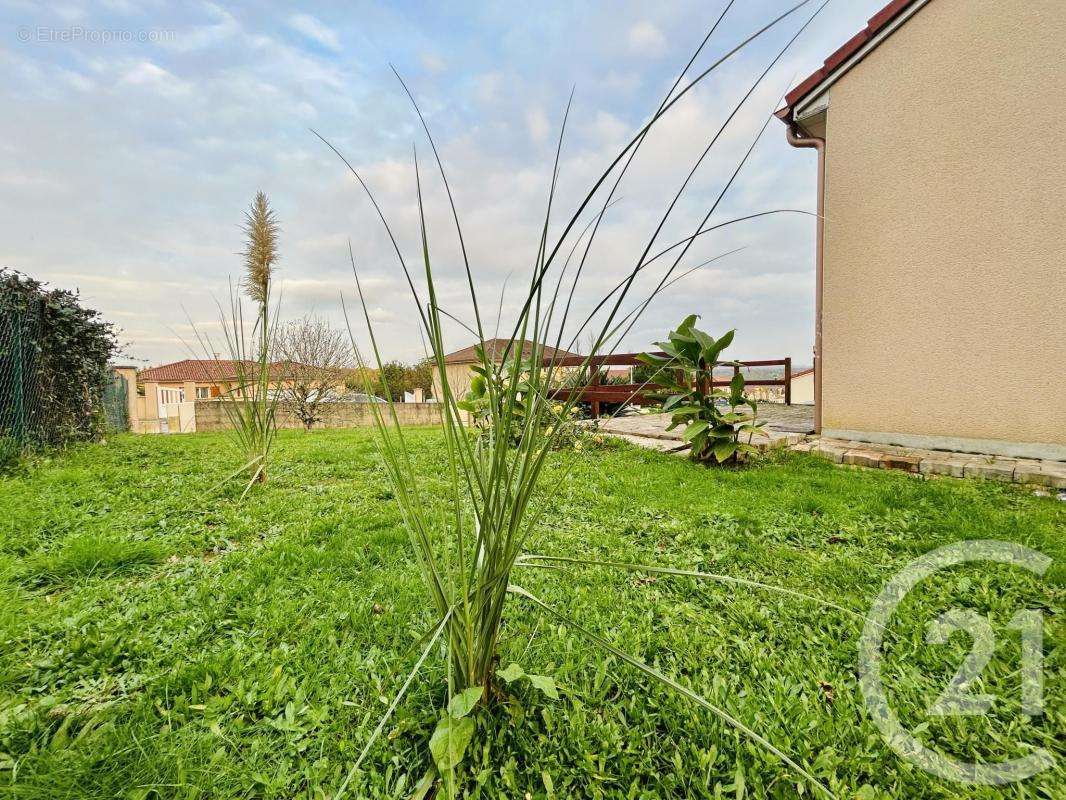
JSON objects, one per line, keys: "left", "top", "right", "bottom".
{"left": 545, "top": 353, "right": 792, "bottom": 417}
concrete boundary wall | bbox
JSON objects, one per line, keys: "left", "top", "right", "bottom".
{"left": 194, "top": 400, "right": 440, "bottom": 432}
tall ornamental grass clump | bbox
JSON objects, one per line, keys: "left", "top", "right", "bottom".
{"left": 329, "top": 1, "right": 845, "bottom": 796}
{"left": 194, "top": 192, "right": 282, "bottom": 495}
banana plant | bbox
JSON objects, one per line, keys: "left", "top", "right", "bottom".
{"left": 638, "top": 315, "right": 766, "bottom": 464}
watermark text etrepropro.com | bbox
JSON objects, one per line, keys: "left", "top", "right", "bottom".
{"left": 17, "top": 26, "right": 176, "bottom": 44}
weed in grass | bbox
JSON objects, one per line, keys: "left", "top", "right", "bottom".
{"left": 24, "top": 534, "right": 163, "bottom": 586}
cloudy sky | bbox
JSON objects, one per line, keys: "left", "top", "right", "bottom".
{"left": 0, "top": 0, "right": 885, "bottom": 367}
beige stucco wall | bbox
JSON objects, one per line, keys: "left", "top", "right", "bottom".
{"left": 194, "top": 400, "right": 441, "bottom": 432}
{"left": 432, "top": 363, "right": 476, "bottom": 402}
{"left": 790, "top": 371, "right": 815, "bottom": 406}
{"left": 815, "top": 0, "right": 1066, "bottom": 458}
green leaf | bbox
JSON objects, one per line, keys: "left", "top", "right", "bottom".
{"left": 526, "top": 674, "right": 559, "bottom": 700}
{"left": 635, "top": 352, "right": 669, "bottom": 367}
{"left": 714, "top": 440, "right": 737, "bottom": 463}
{"left": 655, "top": 341, "right": 683, "bottom": 360}
{"left": 718, "top": 412, "right": 752, "bottom": 424}
{"left": 710, "top": 424, "right": 736, "bottom": 439}
{"left": 429, "top": 715, "right": 475, "bottom": 773}
{"left": 682, "top": 420, "right": 710, "bottom": 441}
{"left": 691, "top": 328, "right": 715, "bottom": 352}
{"left": 496, "top": 663, "right": 558, "bottom": 700}
{"left": 496, "top": 663, "right": 525, "bottom": 683}
{"left": 676, "top": 314, "right": 699, "bottom": 333}
{"left": 469, "top": 375, "right": 486, "bottom": 396}
{"left": 408, "top": 767, "right": 438, "bottom": 800}
{"left": 704, "top": 329, "right": 734, "bottom": 363}
{"left": 542, "top": 771, "right": 555, "bottom": 796}
{"left": 670, "top": 404, "right": 705, "bottom": 416}
{"left": 661, "top": 394, "right": 687, "bottom": 411}
{"left": 447, "top": 686, "right": 483, "bottom": 719}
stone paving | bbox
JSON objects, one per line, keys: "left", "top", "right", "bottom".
{"left": 798, "top": 438, "right": 1066, "bottom": 489}
{"left": 597, "top": 406, "right": 812, "bottom": 454}
{"left": 596, "top": 408, "right": 1066, "bottom": 490}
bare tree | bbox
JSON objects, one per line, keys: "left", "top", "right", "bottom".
{"left": 272, "top": 316, "right": 353, "bottom": 430}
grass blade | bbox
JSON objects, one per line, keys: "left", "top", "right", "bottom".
{"left": 515, "top": 554, "right": 870, "bottom": 626}
{"left": 508, "top": 584, "right": 835, "bottom": 799}
{"left": 335, "top": 609, "right": 454, "bottom": 800}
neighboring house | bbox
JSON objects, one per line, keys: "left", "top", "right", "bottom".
{"left": 136, "top": 359, "right": 347, "bottom": 429}
{"left": 138, "top": 359, "right": 237, "bottom": 402}
{"left": 433, "top": 339, "right": 581, "bottom": 399}
{"left": 777, "top": 0, "right": 1065, "bottom": 459}
{"left": 788, "top": 368, "right": 814, "bottom": 406}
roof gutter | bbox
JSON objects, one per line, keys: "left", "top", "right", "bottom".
{"left": 785, "top": 122, "right": 825, "bottom": 434}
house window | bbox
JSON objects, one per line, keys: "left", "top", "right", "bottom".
{"left": 196, "top": 387, "right": 211, "bottom": 399}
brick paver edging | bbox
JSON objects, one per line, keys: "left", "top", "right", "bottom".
{"left": 793, "top": 438, "right": 1066, "bottom": 489}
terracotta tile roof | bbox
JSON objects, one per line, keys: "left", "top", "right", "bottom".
{"left": 139, "top": 359, "right": 295, "bottom": 383}
{"left": 442, "top": 338, "right": 581, "bottom": 365}
{"left": 776, "top": 0, "right": 922, "bottom": 120}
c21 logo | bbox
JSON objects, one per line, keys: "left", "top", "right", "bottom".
{"left": 858, "top": 540, "right": 1054, "bottom": 785}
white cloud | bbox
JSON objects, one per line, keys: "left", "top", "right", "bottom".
{"left": 163, "top": 4, "right": 241, "bottom": 52}
{"left": 475, "top": 72, "right": 504, "bottom": 104}
{"left": 627, "top": 21, "right": 666, "bottom": 56}
{"left": 287, "top": 13, "right": 341, "bottom": 52}
{"left": 420, "top": 52, "right": 446, "bottom": 74}
{"left": 118, "top": 60, "right": 189, "bottom": 95}
{"left": 525, "top": 107, "right": 550, "bottom": 144}
{"left": 0, "top": 0, "right": 871, "bottom": 364}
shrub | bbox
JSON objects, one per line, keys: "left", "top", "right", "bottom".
{"left": 0, "top": 268, "right": 119, "bottom": 451}
{"left": 638, "top": 316, "right": 766, "bottom": 464}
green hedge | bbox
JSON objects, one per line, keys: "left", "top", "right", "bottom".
{"left": 0, "top": 268, "right": 119, "bottom": 454}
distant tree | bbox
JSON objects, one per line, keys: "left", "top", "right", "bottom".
{"left": 273, "top": 316, "right": 352, "bottom": 429}
{"left": 406, "top": 358, "right": 434, "bottom": 398}
{"left": 377, "top": 361, "right": 408, "bottom": 402}
{"left": 343, "top": 367, "right": 378, "bottom": 393}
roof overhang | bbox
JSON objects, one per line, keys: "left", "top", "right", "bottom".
{"left": 776, "top": 0, "right": 931, "bottom": 126}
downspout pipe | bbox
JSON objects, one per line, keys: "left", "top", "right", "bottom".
{"left": 785, "top": 121, "right": 825, "bottom": 434}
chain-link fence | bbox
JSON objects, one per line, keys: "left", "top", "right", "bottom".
{"left": 0, "top": 303, "right": 46, "bottom": 458}
{"left": 102, "top": 371, "right": 130, "bottom": 433}
{"left": 1, "top": 278, "right": 124, "bottom": 465}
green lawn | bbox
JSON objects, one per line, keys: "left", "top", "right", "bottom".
{"left": 0, "top": 429, "right": 1062, "bottom": 799}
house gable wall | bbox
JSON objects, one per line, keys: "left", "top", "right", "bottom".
{"left": 819, "top": 0, "right": 1066, "bottom": 456}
